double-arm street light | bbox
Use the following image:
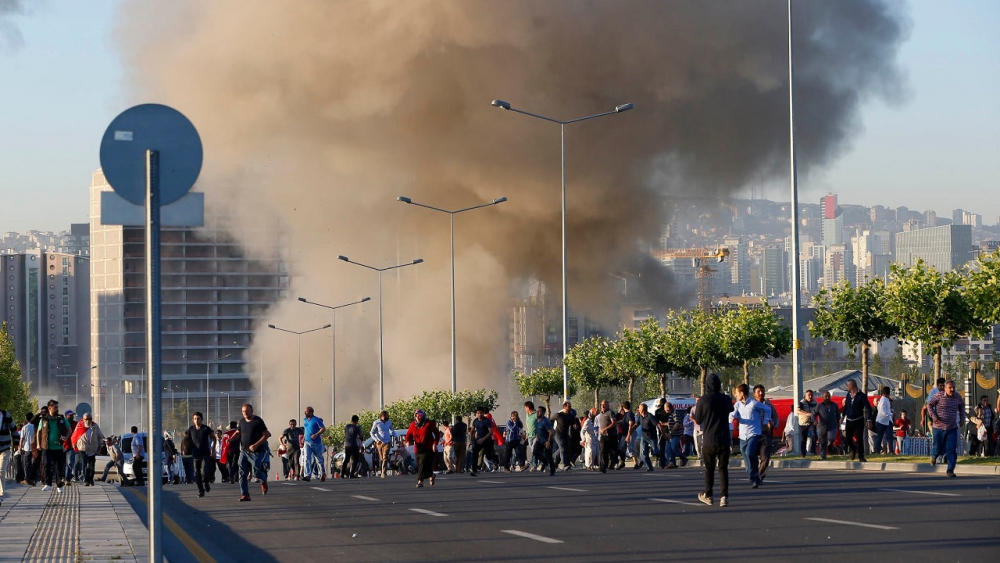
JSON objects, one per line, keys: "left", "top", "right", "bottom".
{"left": 187, "top": 354, "right": 233, "bottom": 426}
{"left": 267, "top": 323, "right": 332, "bottom": 415}
{"left": 337, "top": 255, "right": 424, "bottom": 407}
{"left": 490, "top": 98, "right": 633, "bottom": 401}
{"left": 297, "top": 296, "right": 370, "bottom": 425}
{"left": 397, "top": 196, "right": 507, "bottom": 393}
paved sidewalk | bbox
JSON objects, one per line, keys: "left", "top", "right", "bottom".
{"left": 0, "top": 481, "right": 146, "bottom": 563}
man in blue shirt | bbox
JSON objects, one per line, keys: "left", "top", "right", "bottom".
{"left": 301, "top": 406, "right": 326, "bottom": 482}
{"left": 729, "top": 383, "right": 770, "bottom": 489}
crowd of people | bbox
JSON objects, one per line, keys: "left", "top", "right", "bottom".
{"left": 0, "top": 377, "right": 994, "bottom": 507}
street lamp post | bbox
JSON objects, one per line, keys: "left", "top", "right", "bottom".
{"left": 396, "top": 196, "right": 507, "bottom": 393}
{"left": 266, "top": 323, "right": 332, "bottom": 415}
{"left": 232, "top": 341, "right": 264, "bottom": 417}
{"left": 221, "top": 392, "right": 231, "bottom": 425}
{"left": 490, "top": 98, "right": 633, "bottom": 401}
{"left": 787, "top": 0, "right": 804, "bottom": 410}
{"left": 337, "top": 255, "right": 424, "bottom": 407}
{"left": 297, "top": 296, "right": 370, "bottom": 424}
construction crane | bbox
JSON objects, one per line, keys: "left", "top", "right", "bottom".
{"left": 653, "top": 247, "right": 730, "bottom": 311}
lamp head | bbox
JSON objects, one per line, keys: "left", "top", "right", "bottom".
{"left": 397, "top": 196, "right": 412, "bottom": 204}
{"left": 412, "top": 258, "right": 424, "bottom": 265}
{"left": 323, "top": 324, "right": 332, "bottom": 329}
{"left": 267, "top": 324, "right": 276, "bottom": 329}
{"left": 493, "top": 197, "right": 508, "bottom": 204}
{"left": 297, "top": 297, "right": 307, "bottom": 302}
{"left": 491, "top": 99, "right": 511, "bottom": 110}
{"left": 361, "top": 297, "right": 372, "bottom": 303}
{"left": 338, "top": 255, "right": 349, "bottom": 262}
{"left": 614, "top": 103, "right": 634, "bottom": 113}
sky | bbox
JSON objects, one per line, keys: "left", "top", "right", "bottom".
{"left": 0, "top": 1, "right": 997, "bottom": 234}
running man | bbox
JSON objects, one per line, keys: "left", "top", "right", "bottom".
{"left": 301, "top": 407, "right": 326, "bottom": 482}
{"left": 185, "top": 412, "right": 215, "bottom": 497}
{"left": 729, "top": 383, "right": 770, "bottom": 488}
{"left": 231, "top": 404, "right": 271, "bottom": 502}
{"left": 926, "top": 380, "right": 966, "bottom": 477}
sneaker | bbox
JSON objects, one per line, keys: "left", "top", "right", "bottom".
{"left": 261, "top": 482, "right": 268, "bottom": 495}
{"left": 720, "top": 496, "right": 729, "bottom": 507}
{"left": 751, "top": 481, "right": 759, "bottom": 489}
{"left": 697, "top": 493, "right": 713, "bottom": 506}
{"left": 665, "top": 463, "right": 678, "bottom": 469}
{"left": 205, "top": 482, "right": 210, "bottom": 493}
{"left": 302, "top": 476, "right": 311, "bottom": 482}
{"left": 946, "top": 471, "right": 956, "bottom": 478}
{"left": 239, "top": 495, "right": 251, "bottom": 502}
{"left": 42, "top": 485, "right": 52, "bottom": 492}
{"left": 930, "top": 457, "right": 937, "bottom": 466}
{"left": 56, "top": 487, "right": 63, "bottom": 493}
{"left": 321, "top": 475, "right": 326, "bottom": 482}
{"left": 198, "top": 491, "right": 205, "bottom": 498}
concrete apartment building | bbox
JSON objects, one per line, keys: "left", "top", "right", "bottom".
{"left": 89, "top": 169, "right": 287, "bottom": 433}
{"left": 1, "top": 251, "right": 91, "bottom": 406}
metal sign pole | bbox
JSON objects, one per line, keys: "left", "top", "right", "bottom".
{"left": 145, "top": 149, "right": 163, "bottom": 563}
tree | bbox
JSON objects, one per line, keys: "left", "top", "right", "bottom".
{"left": 661, "top": 309, "right": 731, "bottom": 395}
{"left": 965, "top": 249, "right": 1000, "bottom": 326}
{"left": 720, "top": 306, "right": 792, "bottom": 386}
{"left": 884, "top": 260, "right": 986, "bottom": 381}
{"left": 0, "top": 322, "right": 36, "bottom": 418}
{"left": 605, "top": 328, "right": 652, "bottom": 406}
{"left": 888, "top": 346, "right": 907, "bottom": 378}
{"left": 633, "top": 319, "right": 683, "bottom": 398}
{"left": 565, "top": 336, "right": 613, "bottom": 409}
{"left": 871, "top": 352, "right": 885, "bottom": 377}
{"left": 809, "top": 278, "right": 897, "bottom": 395}
{"left": 514, "top": 367, "right": 577, "bottom": 413}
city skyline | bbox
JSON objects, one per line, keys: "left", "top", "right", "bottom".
{"left": 0, "top": 1, "right": 997, "bottom": 233}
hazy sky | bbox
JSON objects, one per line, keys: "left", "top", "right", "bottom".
{"left": 0, "top": 1, "right": 997, "bottom": 233}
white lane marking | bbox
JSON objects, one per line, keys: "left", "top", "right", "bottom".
{"left": 547, "top": 486, "right": 587, "bottom": 492}
{"left": 352, "top": 495, "right": 380, "bottom": 501}
{"left": 763, "top": 479, "right": 798, "bottom": 484}
{"left": 501, "top": 529, "right": 564, "bottom": 544}
{"left": 649, "top": 497, "right": 705, "bottom": 507}
{"left": 479, "top": 480, "right": 503, "bottom": 484}
{"left": 281, "top": 482, "right": 297, "bottom": 486}
{"left": 878, "top": 488, "right": 960, "bottom": 497}
{"left": 409, "top": 508, "right": 448, "bottom": 517}
{"left": 805, "top": 517, "right": 899, "bottom": 530}
{"left": 311, "top": 487, "right": 331, "bottom": 492}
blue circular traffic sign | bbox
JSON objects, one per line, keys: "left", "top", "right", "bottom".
{"left": 99, "top": 104, "right": 202, "bottom": 206}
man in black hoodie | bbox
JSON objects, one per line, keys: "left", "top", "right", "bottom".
{"left": 692, "top": 374, "right": 733, "bottom": 507}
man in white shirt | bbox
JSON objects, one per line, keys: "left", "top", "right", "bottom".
{"left": 729, "top": 383, "right": 771, "bottom": 489}
{"left": 874, "top": 386, "right": 894, "bottom": 454}
{"left": 19, "top": 413, "right": 37, "bottom": 485}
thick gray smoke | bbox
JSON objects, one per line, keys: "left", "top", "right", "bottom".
{"left": 113, "top": 1, "right": 908, "bottom": 418}
{"left": 0, "top": 0, "right": 26, "bottom": 52}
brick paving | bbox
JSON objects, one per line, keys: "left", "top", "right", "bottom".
{"left": 0, "top": 482, "right": 144, "bottom": 563}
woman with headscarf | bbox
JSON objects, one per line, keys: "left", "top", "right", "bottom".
{"left": 581, "top": 409, "right": 600, "bottom": 470}
{"left": 405, "top": 410, "right": 441, "bottom": 488}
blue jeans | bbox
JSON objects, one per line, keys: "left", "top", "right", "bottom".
{"left": 874, "top": 423, "right": 892, "bottom": 454}
{"left": 638, "top": 435, "right": 656, "bottom": 469}
{"left": 932, "top": 427, "right": 959, "bottom": 472}
{"left": 670, "top": 436, "right": 687, "bottom": 466}
{"left": 740, "top": 435, "right": 761, "bottom": 483}
{"left": 238, "top": 450, "right": 267, "bottom": 496}
{"left": 304, "top": 442, "right": 324, "bottom": 479}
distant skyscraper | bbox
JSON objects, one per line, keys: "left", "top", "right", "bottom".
{"left": 823, "top": 244, "right": 854, "bottom": 288}
{"left": 820, "top": 194, "right": 844, "bottom": 248}
{"left": 759, "top": 247, "right": 786, "bottom": 297}
{"left": 723, "top": 235, "right": 747, "bottom": 295}
{"left": 894, "top": 224, "right": 973, "bottom": 272}
{"left": 952, "top": 208, "right": 965, "bottom": 226}
{"left": 0, "top": 251, "right": 90, "bottom": 402}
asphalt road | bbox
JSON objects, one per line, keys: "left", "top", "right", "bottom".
{"left": 133, "top": 466, "right": 999, "bottom": 563}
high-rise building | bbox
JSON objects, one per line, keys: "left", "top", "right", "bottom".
{"left": 820, "top": 194, "right": 844, "bottom": 248}
{"left": 1, "top": 251, "right": 90, "bottom": 404}
{"left": 722, "top": 235, "right": 747, "bottom": 295}
{"left": 952, "top": 209, "right": 965, "bottom": 226}
{"left": 823, "top": 244, "right": 854, "bottom": 288}
{"left": 759, "top": 247, "right": 785, "bottom": 297}
{"left": 89, "top": 169, "right": 287, "bottom": 432}
{"left": 894, "top": 224, "right": 974, "bottom": 272}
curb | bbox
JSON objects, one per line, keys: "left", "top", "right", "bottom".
{"left": 693, "top": 458, "right": 1000, "bottom": 476}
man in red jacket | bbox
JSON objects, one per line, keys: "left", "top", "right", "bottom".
{"left": 220, "top": 421, "right": 239, "bottom": 484}
{"left": 405, "top": 410, "right": 440, "bottom": 488}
